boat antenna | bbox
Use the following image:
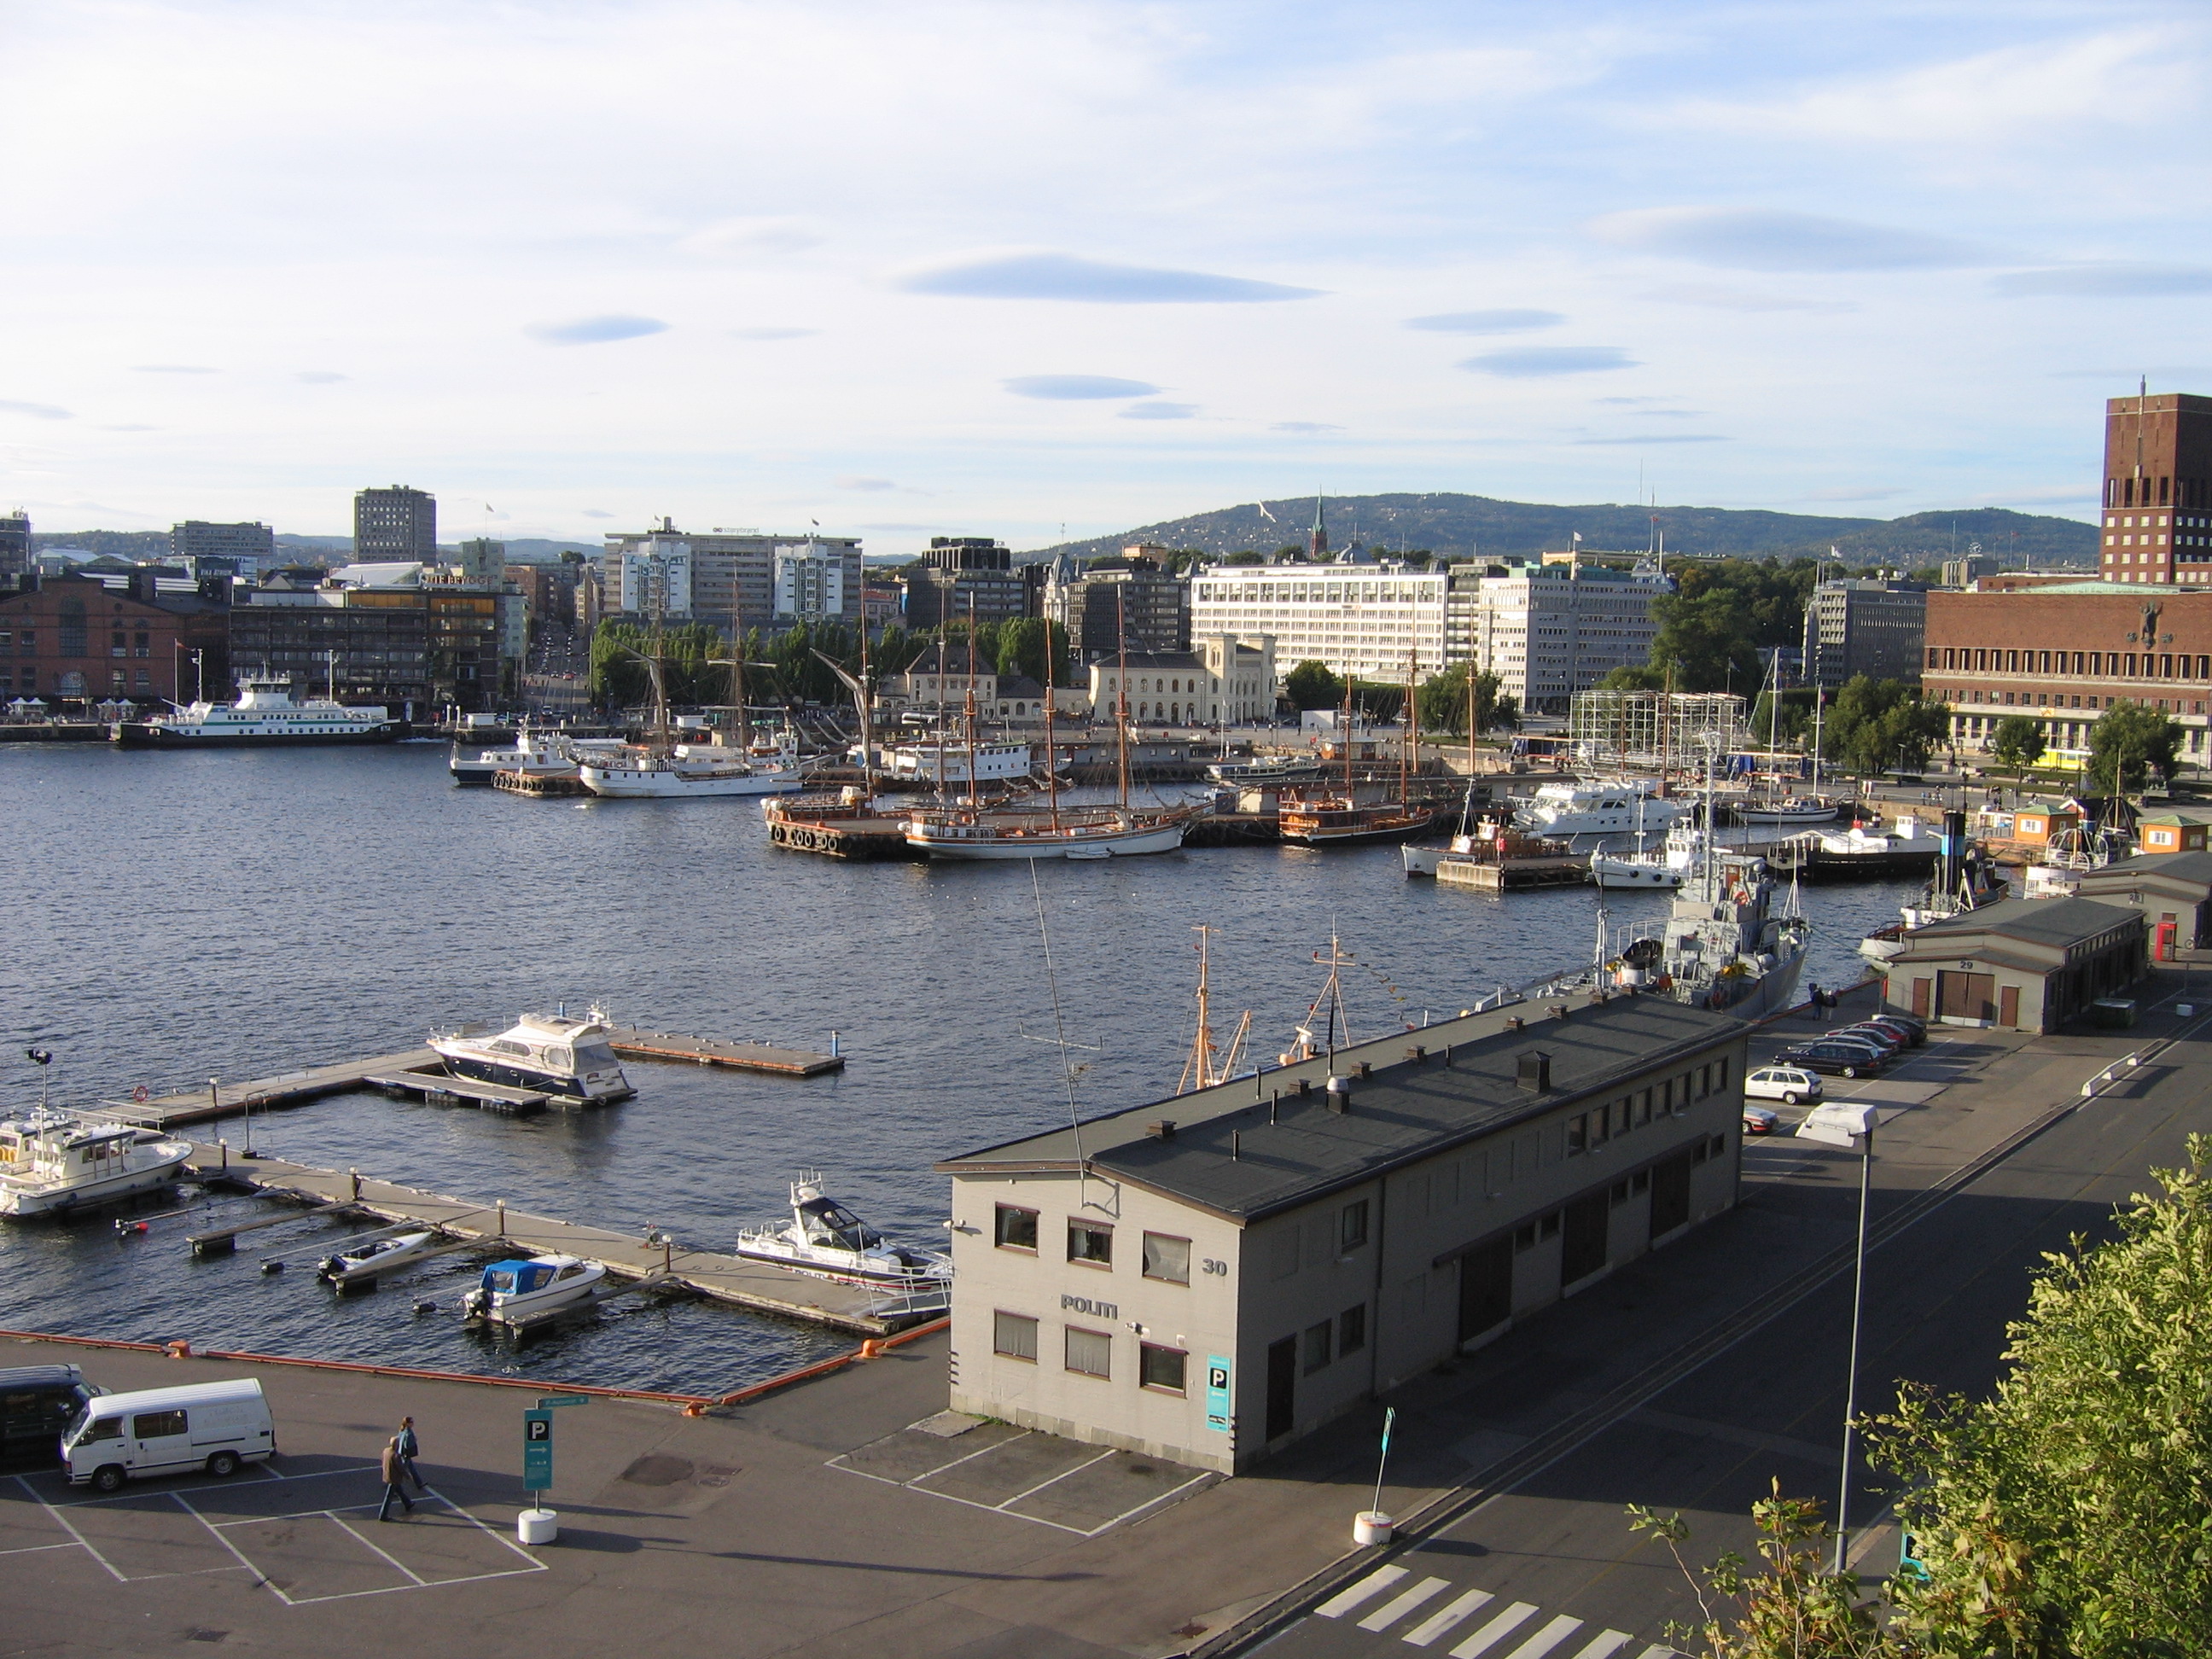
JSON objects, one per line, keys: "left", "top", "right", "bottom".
{"left": 1029, "top": 862, "right": 1091, "bottom": 1208}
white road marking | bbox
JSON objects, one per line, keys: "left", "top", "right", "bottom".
{"left": 1499, "top": 1614, "right": 1585, "bottom": 1659}
{"left": 1404, "top": 1587, "right": 1495, "bottom": 1646}
{"left": 1358, "top": 1575, "right": 1450, "bottom": 1631}
{"left": 1565, "top": 1633, "right": 1634, "bottom": 1659}
{"left": 11, "top": 1474, "right": 125, "bottom": 1583}
{"left": 1316, "top": 1563, "right": 1411, "bottom": 1617}
{"left": 1448, "top": 1600, "right": 1539, "bottom": 1657}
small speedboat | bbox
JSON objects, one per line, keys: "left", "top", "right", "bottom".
{"left": 317, "top": 1229, "right": 439, "bottom": 1285}
{"left": 735, "top": 1179, "right": 952, "bottom": 1289}
{"left": 463, "top": 1254, "right": 606, "bottom": 1323}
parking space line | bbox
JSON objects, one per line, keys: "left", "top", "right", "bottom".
{"left": 1405, "top": 1586, "right": 1494, "bottom": 1645}
{"left": 0, "top": 1540, "right": 84, "bottom": 1557}
{"left": 54, "top": 1464, "right": 381, "bottom": 1510}
{"left": 992, "top": 1447, "right": 1120, "bottom": 1511}
{"left": 1071, "top": 1469, "right": 1214, "bottom": 1538}
{"left": 327, "top": 1510, "right": 428, "bottom": 1584}
{"left": 831, "top": 1429, "right": 1033, "bottom": 1484}
{"left": 283, "top": 1562, "right": 551, "bottom": 1606}
{"left": 12, "top": 1474, "right": 124, "bottom": 1583}
{"left": 418, "top": 1487, "right": 549, "bottom": 1571}
{"left": 169, "top": 1489, "right": 294, "bottom": 1605}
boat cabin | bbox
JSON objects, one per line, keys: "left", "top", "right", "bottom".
{"left": 796, "top": 1190, "right": 882, "bottom": 1251}
{"left": 478, "top": 1259, "right": 589, "bottom": 1297}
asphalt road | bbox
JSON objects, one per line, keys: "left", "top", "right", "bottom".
{"left": 1254, "top": 1023, "right": 2208, "bottom": 1659}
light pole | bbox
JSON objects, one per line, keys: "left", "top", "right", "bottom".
{"left": 1796, "top": 1099, "right": 1880, "bottom": 1574}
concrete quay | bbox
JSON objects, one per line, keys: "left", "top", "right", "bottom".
{"left": 3, "top": 975, "right": 2201, "bottom": 1658}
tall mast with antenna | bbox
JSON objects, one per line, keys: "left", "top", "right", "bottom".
{"left": 1115, "top": 586, "right": 1131, "bottom": 817}
{"left": 1042, "top": 619, "right": 1061, "bottom": 831}
{"left": 1180, "top": 925, "right": 1219, "bottom": 1095}
{"left": 963, "top": 591, "right": 980, "bottom": 810}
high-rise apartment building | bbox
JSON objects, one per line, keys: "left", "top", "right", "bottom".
{"left": 2098, "top": 392, "right": 2212, "bottom": 585}
{"left": 1068, "top": 550, "right": 1190, "bottom": 661}
{"left": 1802, "top": 579, "right": 1928, "bottom": 689}
{"left": 1455, "top": 562, "right": 1667, "bottom": 714}
{"left": 353, "top": 486, "right": 438, "bottom": 562}
{"left": 1189, "top": 561, "right": 1450, "bottom": 681}
{"left": 599, "top": 521, "right": 861, "bottom": 631}
{"left": 170, "top": 521, "right": 275, "bottom": 581}
{"left": 771, "top": 540, "right": 848, "bottom": 622}
{"left": 0, "top": 510, "right": 29, "bottom": 578}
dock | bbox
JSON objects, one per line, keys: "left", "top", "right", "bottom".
{"left": 183, "top": 1147, "right": 940, "bottom": 1336}
{"left": 121, "top": 1048, "right": 446, "bottom": 1127}
{"left": 1435, "top": 855, "right": 1592, "bottom": 891}
{"left": 603, "top": 1027, "right": 845, "bottom": 1076}
{"left": 361, "top": 1071, "right": 549, "bottom": 1115}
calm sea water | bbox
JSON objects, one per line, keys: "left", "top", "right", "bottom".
{"left": 0, "top": 742, "right": 1912, "bottom": 1394}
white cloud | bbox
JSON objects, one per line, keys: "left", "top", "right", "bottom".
{"left": 525, "top": 316, "right": 670, "bottom": 346}
{"left": 1589, "top": 207, "right": 1992, "bottom": 272}
{"left": 897, "top": 251, "right": 1321, "bottom": 304}
{"left": 1642, "top": 283, "right": 1856, "bottom": 314}
{"left": 0, "top": 400, "right": 72, "bottom": 420}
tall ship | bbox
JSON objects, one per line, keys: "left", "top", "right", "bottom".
{"left": 0, "top": 1109, "right": 193, "bottom": 1218}
{"left": 1278, "top": 664, "right": 1446, "bottom": 847}
{"left": 114, "top": 675, "right": 399, "bottom": 748}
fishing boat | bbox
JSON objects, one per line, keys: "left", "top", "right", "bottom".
{"left": 1409, "top": 813, "right": 1571, "bottom": 877}
{"left": 317, "top": 1229, "right": 440, "bottom": 1285}
{"left": 462, "top": 1254, "right": 606, "bottom": 1323}
{"left": 1733, "top": 795, "right": 1840, "bottom": 825}
{"left": 1589, "top": 813, "right": 1708, "bottom": 888}
{"left": 113, "top": 670, "right": 399, "bottom": 748}
{"left": 428, "top": 1010, "right": 634, "bottom": 1102}
{"left": 733, "top": 1179, "right": 952, "bottom": 1289}
{"left": 1205, "top": 754, "right": 1321, "bottom": 785}
{"left": 1513, "top": 777, "right": 1685, "bottom": 839}
{"left": 0, "top": 1109, "right": 193, "bottom": 1218}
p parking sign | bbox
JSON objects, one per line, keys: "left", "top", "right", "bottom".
{"left": 1205, "top": 1355, "right": 1232, "bottom": 1434}
{"left": 522, "top": 1409, "right": 553, "bottom": 1490}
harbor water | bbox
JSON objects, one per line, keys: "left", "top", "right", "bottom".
{"left": 0, "top": 743, "right": 1916, "bottom": 1394}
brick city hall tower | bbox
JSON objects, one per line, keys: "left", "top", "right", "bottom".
{"left": 2100, "top": 388, "right": 2212, "bottom": 584}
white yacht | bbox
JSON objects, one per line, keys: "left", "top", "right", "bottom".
{"left": 428, "top": 1010, "right": 634, "bottom": 1102}
{"left": 1512, "top": 778, "right": 1685, "bottom": 839}
{"left": 735, "top": 1179, "right": 953, "bottom": 1289}
{"left": 1204, "top": 754, "right": 1321, "bottom": 785}
{"left": 1733, "top": 795, "right": 1841, "bottom": 825}
{"left": 450, "top": 725, "right": 619, "bottom": 785}
{"left": 0, "top": 1110, "right": 193, "bottom": 1218}
{"left": 1590, "top": 816, "right": 1708, "bottom": 889}
{"left": 857, "top": 741, "right": 1040, "bottom": 789}
{"left": 113, "top": 676, "right": 399, "bottom": 748}
{"left": 463, "top": 1254, "right": 607, "bottom": 1323}
{"left": 578, "top": 742, "right": 806, "bottom": 799}
{"left": 318, "top": 1229, "right": 440, "bottom": 1286}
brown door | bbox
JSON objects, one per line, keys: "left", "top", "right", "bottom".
{"left": 1938, "top": 971, "right": 1994, "bottom": 1022}
{"left": 1999, "top": 984, "right": 2021, "bottom": 1027}
{"left": 1561, "top": 1191, "right": 1610, "bottom": 1287}
{"left": 1911, "top": 978, "right": 1932, "bottom": 1018}
{"left": 1649, "top": 1150, "right": 1693, "bottom": 1241}
{"left": 1458, "top": 1237, "right": 1512, "bottom": 1344}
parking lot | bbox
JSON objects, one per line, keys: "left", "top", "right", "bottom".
{"left": 0, "top": 1458, "right": 545, "bottom": 1605}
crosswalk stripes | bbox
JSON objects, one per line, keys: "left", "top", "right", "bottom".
{"left": 1310, "top": 1563, "right": 1677, "bottom": 1659}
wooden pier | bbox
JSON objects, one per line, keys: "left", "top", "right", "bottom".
{"left": 1435, "top": 855, "right": 1592, "bottom": 891}
{"left": 183, "top": 1147, "right": 937, "bottom": 1336}
{"left": 603, "top": 1027, "right": 845, "bottom": 1077}
{"left": 361, "top": 1071, "right": 550, "bottom": 1115}
{"left": 122, "top": 1049, "right": 446, "bottom": 1127}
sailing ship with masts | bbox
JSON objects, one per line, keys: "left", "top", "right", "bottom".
{"left": 576, "top": 615, "right": 807, "bottom": 799}
{"left": 1278, "top": 656, "right": 1447, "bottom": 847}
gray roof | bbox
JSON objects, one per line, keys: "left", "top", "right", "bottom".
{"left": 1909, "top": 895, "right": 2142, "bottom": 948}
{"left": 936, "top": 994, "right": 1745, "bottom": 1222}
{"left": 2078, "top": 851, "right": 2212, "bottom": 888}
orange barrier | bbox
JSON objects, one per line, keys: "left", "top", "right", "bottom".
{"left": 691, "top": 1315, "right": 952, "bottom": 1415}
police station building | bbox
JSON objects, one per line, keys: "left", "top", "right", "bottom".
{"left": 935, "top": 992, "right": 1749, "bottom": 1475}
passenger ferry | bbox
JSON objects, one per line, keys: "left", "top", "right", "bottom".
{"left": 114, "top": 676, "right": 400, "bottom": 748}
{"left": 428, "top": 1010, "right": 635, "bottom": 1102}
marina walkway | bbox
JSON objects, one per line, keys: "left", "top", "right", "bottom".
{"left": 183, "top": 1146, "right": 938, "bottom": 1337}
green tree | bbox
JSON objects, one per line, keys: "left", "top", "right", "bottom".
{"left": 1644, "top": 559, "right": 1824, "bottom": 692}
{"left": 2086, "top": 699, "right": 2183, "bottom": 794}
{"left": 1821, "top": 676, "right": 1947, "bottom": 775}
{"left": 992, "top": 617, "right": 1071, "bottom": 688}
{"left": 1417, "top": 665, "right": 1513, "bottom": 736}
{"left": 1989, "top": 714, "right": 2047, "bottom": 773}
{"left": 1224, "top": 550, "right": 1267, "bottom": 566}
{"left": 587, "top": 620, "right": 731, "bottom": 708}
{"left": 1749, "top": 688, "right": 1814, "bottom": 748}
{"left": 1598, "top": 664, "right": 1668, "bottom": 692}
{"left": 1871, "top": 1140, "right": 2212, "bottom": 1657}
{"left": 1284, "top": 660, "right": 1344, "bottom": 711}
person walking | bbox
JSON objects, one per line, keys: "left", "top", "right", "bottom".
{"left": 396, "top": 1415, "right": 426, "bottom": 1494}
{"left": 1806, "top": 980, "right": 1823, "bottom": 1022}
{"left": 378, "top": 1435, "right": 414, "bottom": 1521}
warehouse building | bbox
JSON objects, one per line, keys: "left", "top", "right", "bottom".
{"left": 2072, "top": 851, "right": 2212, "bottom": 952}
{"left": 1879, "top": 896, "right": 2144, "bottom": 1031}
{"left": 936, "top": 993, "right": 1749, "bottom": 1475}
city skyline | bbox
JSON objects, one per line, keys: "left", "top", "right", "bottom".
{"left": 3, "top": 1, "right": 2207, "bottom": 556}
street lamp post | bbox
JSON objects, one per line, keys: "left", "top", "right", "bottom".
{"left": 1796, "top": 1099, "right": 1881, "bottom": 1574}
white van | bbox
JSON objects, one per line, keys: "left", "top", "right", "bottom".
{"left": 62, "top": 1378, "right": 275, "bottom": 1492}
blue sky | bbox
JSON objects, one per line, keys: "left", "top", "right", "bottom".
{"left": 2, "top": 0, "right": 2207, "bottom": 553}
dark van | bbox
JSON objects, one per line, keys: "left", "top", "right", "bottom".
{"left": 0, "top": 1365, "right": 99, "bottom": 1470}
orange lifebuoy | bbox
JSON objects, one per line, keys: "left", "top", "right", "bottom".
{"left": 131, "top": 1086, "right": 149, "bottom": 1103}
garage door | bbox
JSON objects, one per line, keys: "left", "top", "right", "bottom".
{"left": 1936, "top": 970, "right": 1994, "bottom": 1022}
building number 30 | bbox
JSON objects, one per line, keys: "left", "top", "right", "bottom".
{"left": 1201, "top": 1258, "right": 1228, "bottom": 1276}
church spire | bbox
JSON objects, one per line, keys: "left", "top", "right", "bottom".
{"left": 1307, "top": 489, "right": 1329, "bottom": 561}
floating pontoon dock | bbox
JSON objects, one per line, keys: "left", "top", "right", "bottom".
{"left": 183, "top": 1147, "right": 939, "bottom": 1336}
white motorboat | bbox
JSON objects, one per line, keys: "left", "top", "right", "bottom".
{"left": 734, "top": 1179, "right": 953, "bottom": 1289}
{"left": 463, "top": 1254, "right": 606, "bottom": 1323}
{"left": 1733, "top": 795, "right": 1841, "bottom": 825}
{"left": 317, "top": 1229, "right": 440, "bottom": 1285}
{"left": 1590, "top": 817, "right": 1708, "bottom": 889}
{"left": 1513, "top": 778, "right": 1686, "bottom": 839}
{"left": 859, "top": 740, "right": 1041, "bottom": 789}
{"left": 579, "top": 743, "right": 806, "bottom": 798}
{"left": 428, "top": 1010, "right": 634, "bottom": 1102}
{"left": 0, "top": 1109, "right": 193, "bottom": 1218}
{"left": 904, "top": 804, "right": 1194, "bottom": 859}
{"left": 113, "top": 675, "right": 399, "bottom": 748}
{"left": 1204, "top": 754, "right": 1321, "bottom": 785}
{"left": 451, "top": 725, "right": 615, "bottom": 785}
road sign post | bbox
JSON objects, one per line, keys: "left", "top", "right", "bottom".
{"left": 523, "top": 1409, "right": 553, "bottom": 1502}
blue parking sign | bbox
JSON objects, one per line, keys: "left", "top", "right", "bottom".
{"left": 1205, "top": 1355, "right": 1231, "bottom": 1433}
{"left": 522, "top": 1409, "right": 553, "bottom": 1489}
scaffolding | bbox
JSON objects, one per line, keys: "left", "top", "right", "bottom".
{"left": 1568, "top": 690, "right": 1746, "bottom": 768}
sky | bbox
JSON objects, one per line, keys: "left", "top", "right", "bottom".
{"left": 3, "top": 0, "right": 2209, "bottom": 556}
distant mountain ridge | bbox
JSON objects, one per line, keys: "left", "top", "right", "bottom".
{"left": 1021, "top": 494, "right": 2096, "bottom": 568}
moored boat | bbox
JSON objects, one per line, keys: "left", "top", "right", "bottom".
{"left": 734, "top": 1178, "right": 952, "bottom": 1289}
{"left": 462, "top": 1254, "right": 606, "bottom": 1323}
{"left": 428, "top": 1010, "right": 634, "bottom": 1102}
{"left": 317, "top": 1229, "right": 439, "bottom": 1285}
{"left": 1512, "top": 777, "right": 1685, "bottom": 839}
{"left": 114, "top": 675, "right": 399, "bottom": 748}
{"left": 0, "top": 1110, "right": 193, "bottom": 1218}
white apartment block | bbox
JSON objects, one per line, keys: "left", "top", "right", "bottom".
{"left": 771, "top": 540, "right": 847, "bottom": 622}
{"left": 602, "top": 521, "right": 861, "bottom": 630}
{"left": 617, "top": 537, "right": 694, "bottom": 620}
{"left": 1190, "top": 564, "right": 1450, "bottom": 680}
{"left": 1457, "top": 564, "right": 1667, "bottom": 715}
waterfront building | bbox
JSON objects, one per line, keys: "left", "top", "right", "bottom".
{"left": 1802, "top": 579, "right": 1926, "bottom": 690}
{"left": 1456, "top": 560, "right": 1668, "bottom": 715}
{"left": 0, "top": 573, "right": 207, "bottom": 706}
{"left": 936, "top": 993, "right": 1751, "bottom": 1473}
{"left": 1084, "top": 634, "right": 1277, "bottom": 726}
{"left": 353, "top": 486, "right": 437, "bottom": 562}
{"left": 169, "top": 521, "right": 274, "bottom": 584}
{"left": 771, "top": 540, "right": 848, "bottom": 624}
{"left": 2097, "top": 390, "right": 2212, "bottom": 584}
{"left": 1921, "top": 584, "right": 2212, "bottom": 763}
{"left": 601, "top": 521, "right": 863, "bottom": 632}
{"left": 1068, "top": 550, "right": 1190, "bottom": 661}
{"left": 1189, "top": 562, "right": 1450, "bottom": 683}
{"left": 2073, "top": 851, "right": 2212, "bottom": 948}
{"left": 0, "top": 509, "right": 27, "bottom": 578}
{"left": 232, "top": 564, "right": 500, "bottom": 715}
{"left": 1878, "top": 896, "right": 2143, "bottom": 1032}
{"left": 905, "top": 538, "right": 1033, "bottom": 631}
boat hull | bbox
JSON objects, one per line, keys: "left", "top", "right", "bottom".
{"left": 434, "top": 1053, "right": 633, "bottom": 1103}
{"left": 114, "top": 723, "right": 402, "bottom": 748}
{"left": 579, "top": 764, "right": 805, "bottom": 799}
{"left": 907, "top": 819, "right": 1188, "bottom": 859}
{"left": 1699, "top": 944, "right": 1807, "bottom": 1021}
{"left": 0, "top": 1149, "right": 192, "bottom": 1217}
{"left": 732, "top": 1243, "right": 952, "bottom": 1289}
{"left": 1280, "top": 812, "right": 1442, "bottom": 848}
{"left": 1590, "top": 859, "right": 1687, "bottom": 889}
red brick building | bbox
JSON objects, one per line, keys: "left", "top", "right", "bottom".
{"left": 2095, "top": 391, "right": 2212, "bottom": 585}
{"left": 1922, "top": 583, "right": 2212, "bottom": 764}
{"left": 0, "top": 574, "right": 225, "bottom": 708}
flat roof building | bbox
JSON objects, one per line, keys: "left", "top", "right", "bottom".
{"left": 2072, "top": 849, "right": 2212, "bottom": 950}
{"left": 353, "top": 486, "right": 437, "bottom": 563}
{"left": 936, "top": 993, "right": 1750, "bottom": 1474}
{"left": 600, "top": 521, "right": 863, "bottom": 632}
{"left": 1878, "top": 895, "right": 2144, "bottom": 1032}
{"left": 1190, "top": 562, "right": 1451, "bottom": 683}
{"left": 1803, "top": 579, "right": 1926, "bottom": 690}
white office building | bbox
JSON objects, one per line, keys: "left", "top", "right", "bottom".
{"left": 1189, "top": 563, "right": 1451, "bottom": 680}
{"left": 1455, "top": 562, "right": 1668, "bottom": 716}
{"left": 602, "top": 521, "right": 862, "bottom": 630}
{"left": 617, "top": 536, "right": 694, "bottom": 620}
{"left": 772, "top": 541, "right": 847, "bottom": 623}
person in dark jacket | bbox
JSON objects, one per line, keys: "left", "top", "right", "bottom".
{"left": 378, "top": 1437, "right": 414, "bottom": 1520}
{"left": 396, "top": 1416, "right": 425, "bottom": 1493}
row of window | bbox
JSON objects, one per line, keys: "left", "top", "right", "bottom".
{"left": 1930, "top": 648, "right": 2210, "bottom": 679}
{"left": 992, "top": 1208, "right": 1200, "bottom": 1283}
{"left": 1938, "top": 688, "right": 2207, "bottom": 715}
{"left": 1564, "top": 1059, "right": 1723, "bottom": 1155}
{"left": 992, "top": 1313, "right": 1190, "bottom": 1393}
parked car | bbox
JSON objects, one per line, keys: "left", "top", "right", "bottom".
{"left": 1834, "top": 1022, "right": 1907, "bottom": 1056}
{"left": 0, "top": 1365, "right": 101, "bottom": 1470}
{"left": 1862, "top": 1013, "right": 1927, "bottom": 1046}
{"left": 1779, "top": 1041, "right": 1893, "bottom": 1079}
{"left": 1742, "top": 1104, "right": 1782, "bottom": 1134}
{"left": 1744, "top": 1065, "right": 1824, "bottom": 1106}
{"left": 63, "top": 1378, "right": 275, "bottom": 1492}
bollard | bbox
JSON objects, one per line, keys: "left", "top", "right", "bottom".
{"left": 350, "top": 1168, "right": 361, "bottom": 1202}
{"left": 858, "top": 1339, "right": 884, "bottom": 1359}
{"left": 497, "top": 1199, "right": 506, "bottom": 1237}
{"left": 164, "top": 1341, "right": 192, "bottom": 1359}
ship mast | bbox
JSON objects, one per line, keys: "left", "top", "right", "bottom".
{"left": 963, "top": 591, "right": 980, "bottom": 811}
{"left": 1401, "top": 649, "right": 1416, "bottom": 806}
{"left": 1341, "top": 672, "right": 1354, "bottom": 800}
{"left": 1179, "top": 923, "right": 1252, "bottom": 1094}
{"left": 1115, "top": 586, "right": 1131, "bottom": 816}
{"left": 1042, "top": 620, "right": 1061, "bottom": 831}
